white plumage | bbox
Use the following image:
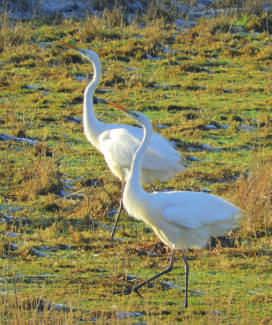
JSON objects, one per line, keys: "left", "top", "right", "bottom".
{"left": 99, "top": 126, "right": 183, "bottom": 183}
{"left": 66, "top": 45, "right": 185, "bottom": 238}
{"left": 139, "top": 191, "right": 240, "bottom": 249}
{"left": 118, "top": 109, "right": 241, "bottom": 308}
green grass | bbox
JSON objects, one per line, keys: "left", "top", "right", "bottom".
{"left": 0, "top": 14, "right": 272, "bottom": 324}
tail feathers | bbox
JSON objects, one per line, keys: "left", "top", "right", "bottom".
{"left": 174, "top": 212, "right": 241, "bottom": 250}
{"left": 205, "top": 214, "right": 241, "bottom": 239}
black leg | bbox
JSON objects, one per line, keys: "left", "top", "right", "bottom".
{"left": 110, "top": 198, "right": 123, "bottom": 240}
{"left": 182, "top": 254, "right": 189, "bottom": 308}
{"left": 132, "top": 250, "right": 176, "bottom": 297}
{"left": 111, "top": 183, "right": 124, "bottom": 240}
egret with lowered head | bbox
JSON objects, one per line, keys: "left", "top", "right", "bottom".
{"left": 115, "top": 107, "right": 241, "bottom": 308}
{"left": 65, "top": 45, "right": 185, "bottom": 239}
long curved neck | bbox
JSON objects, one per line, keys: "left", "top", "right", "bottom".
{"left": 126, "top": 117, "right": 153, "bottom": 195}
{"left": 83, "top": 56, "right": 104, "bottom": 150}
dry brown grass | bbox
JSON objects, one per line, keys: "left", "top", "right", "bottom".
{"left": 0, "top": 294, "right": 76, "bottom": 325}
{"left": 14, "top": 157, "right": 62, "bottom": 201}
{"left": 78, "top": 14, "right": 122, "bottom": 43}
{"left": 234, "top": 158, "right": 272, "bottom": 236}
{"left": 0, "top": 13, "right": 30, "bottom": 52}
{"left": 103, "top": 6, "right": 126, "bottom": 28}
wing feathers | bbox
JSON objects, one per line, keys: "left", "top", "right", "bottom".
{"left": 99, "top": 126, "right": 184, "bottom": 182}
{"left": 161, "top": 192, "right": 240, "bottom": 229}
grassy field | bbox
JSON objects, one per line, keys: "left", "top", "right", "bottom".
{"left": 0, "top": 13, "right": 272, "bottom": 324}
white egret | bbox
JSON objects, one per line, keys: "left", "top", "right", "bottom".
{"left": 66, "top": 45, "right": 185, "bottom": 239}
{"left": 115, "top": 107, "right": 241, "bottom": 308}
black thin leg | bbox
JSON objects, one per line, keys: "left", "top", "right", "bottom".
{"left": 111, "top": 183, "right": 124, "bottom": 240}
{"left": 132, "top": 250, "right": 176, "bottom": 297}
{"left": 110, "top": 198, "right": 123, "bottom": 240}
{"left": 182, "top": 254, "right": 189, "bottom": 308}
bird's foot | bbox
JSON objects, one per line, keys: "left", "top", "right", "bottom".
{"left": 133, "top": 287, "right": 144, "bottom": 298}
{"left": 123, "top": 286, "right": 144, "bottom": 298}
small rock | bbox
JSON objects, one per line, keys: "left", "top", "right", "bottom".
{"left": 223, "top": 88, "right": 233, "bottom": 93}
{"left": 186, "top": 156, "right": 201, "bottom": 162}
{"left": 30, "top": 248, "right": 49, "bottom": 258}
{"left": 4, "top": 215, "right": 15, "bottom": 223}
{"left": 201, "top": 143, "right": 219, "bottom": 151}
{"left": 116, "top": 311, "right": 144, "bottom": 320}
{"left": 126, "top": 274, "right": 138, "bottom": 281}
{"left": 190, "top": 289, "right": 205, "bottom": 296}
{"left": 163, "top": 46, "right": 174, "bottom": 55}
{"left": 232, "top": 115, "right": 243, "bottom": 122}
{"left": 6, "top": 232, "right": 20, "bottom": 238}
{"left": 127, "top": 66, "right": 138, "bottom": 71}
{"left": 83, "top": 178, "right": 104, "bottom": 187}
{"left": 239, "top": 124, "right": 256, "bottom": 132}
{"left": 38, "top": 42, "right": 52, "bottom": 49}
{"left": 202, "top": 124, "right": 218, "bottom": 130}
{"left": 52, "top": 303, "right": 71, "bottom": 312}
{"left": 22, "top": 84, "right": 43, "bottom": 91}
{"left": 160, "top": 280, "right": 182, "bottom": 290}
{"left": 108, "top": 209, "right": 118, "bottom": 219}
{"left": 66, "top": 116, "right": 81, "bottom": 123}
{"left": 56, "top": 244, "right": 72, "bottom": 250}
{"left": 0, "top": 134, "right": 38, "bottom": 145}
{"left": 74, "top": 74, "right": 86, "bottom": 81}
{"left": 59, "top": 189, "right": 69, "bottom": 197}
{"left": 146, "top": 54, "right": 162, "bottom": 61}
{"left": 9, "top": 243, "right": 19, "bottom": 251}
{"left": 200, "top": 122, "right": 229, "bottom": 130}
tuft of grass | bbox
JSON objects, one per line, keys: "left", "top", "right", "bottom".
{"left": 245, "top": 13, "right": 272, "bottom": 33}
{"left": 0, "top": 13, "right": 30, "bottom": 52}
{"left": 103, "top": 6, "right": 127, "bottom": 28}
{"left": 79, "top": 16, "right": 121, "bottom": 43}
{"left": 13, "top": 156, "right": 63, "bottom": 201}
{"left": 235, "top": 158, "right": 272, "bottom": 236}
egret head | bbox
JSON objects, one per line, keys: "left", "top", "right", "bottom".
{"left": 109, "top": 103, "right": 151, "bottom": 127}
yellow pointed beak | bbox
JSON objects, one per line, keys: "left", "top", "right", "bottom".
{"left": 65, "top": 43, "right": 79, "bottom": 50}
{"left": 58, "top": 42, "right": 79, "bottom": 50}
{"left": 107, "top": 102, "right": 129, "bottom": 113}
